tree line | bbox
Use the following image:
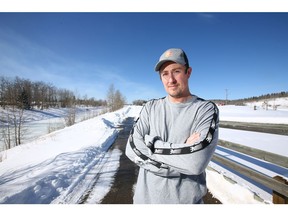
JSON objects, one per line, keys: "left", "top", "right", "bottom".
{"left": 0, "top": 76, "right": 107, "bottom": 110}
{"left": 239, "top": 91, "right": 288, "bottom": 103}
{"left": 0, "top": 76, "right": 127, "bottom": 152}
{"left": 213, "top": 91, "right": 288, "bottom": 105}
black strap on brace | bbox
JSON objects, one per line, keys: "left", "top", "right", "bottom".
{"left": 153, "top": 104, "right": 218, "bottom": 155}
{"left": 153, "top": 127, "right": 215, "bottom": 155}
{"left": 129, "top": 127, "right": 164, "bottom": 169}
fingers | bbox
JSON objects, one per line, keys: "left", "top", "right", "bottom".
{"left": 185, "top": 132, "right": 200, "bottom": 144}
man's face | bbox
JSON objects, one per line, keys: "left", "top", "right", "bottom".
{"left": 159, "top": 62, "right": 192, "bottom": 100}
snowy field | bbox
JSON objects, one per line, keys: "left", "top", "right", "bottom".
{"left": 0, "top": 106, "right": 106, "bottom": 151}
{"left": 0, "top": 98, "right": 287, "bottom": 210}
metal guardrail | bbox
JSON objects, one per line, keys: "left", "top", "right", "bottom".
{"left": 212, "top": 139, "right": 288, "bottom": 203}
{"left": 218, "top": 140, "right": 288, "bottom": 168}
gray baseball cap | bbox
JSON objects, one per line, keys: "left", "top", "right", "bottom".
{"left": 154, "top": 48, "right": 189, "bottom": 71}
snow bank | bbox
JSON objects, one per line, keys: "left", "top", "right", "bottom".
{"left": 0, "top": 106, "right": 141, "bottom": 204}
{"left": 206, "top": 168, "right": 263, "bottom": 204}
{"left": 218, "top": 105, "right": 288, "bottom": 124}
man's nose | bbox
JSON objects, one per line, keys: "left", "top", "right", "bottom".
{"left": 167, "top": 73, "right": 176, "bottom": 82}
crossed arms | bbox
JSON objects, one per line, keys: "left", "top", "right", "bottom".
{"left": 125, "top": 101, "right": 219, "bottom": 177}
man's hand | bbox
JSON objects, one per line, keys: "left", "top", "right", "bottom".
{"left": 144, "top": 135, "right": 162, "bottom": 153}
{"left": 185, "top": 132, "right": 200, "bottom": 144}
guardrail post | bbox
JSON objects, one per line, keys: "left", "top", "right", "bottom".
{"left": 273, "top": 176, "right": 288, "bottom": 204}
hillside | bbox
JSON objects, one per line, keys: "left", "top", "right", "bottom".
{"left": 212, "top": 91, "right": 288, "bottom": 107}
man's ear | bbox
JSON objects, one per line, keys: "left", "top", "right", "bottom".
{"left": 186, "top": 67, "right": 192, "bottom": 78}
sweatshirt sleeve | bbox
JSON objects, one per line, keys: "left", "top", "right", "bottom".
{"left": 125, "top": 101, "right": 182, "bottom": 177}
{"left": 149, "top": 102, "right": 219, "bottom": 176}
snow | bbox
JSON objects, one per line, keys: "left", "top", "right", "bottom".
{"left": 219, "top": 104, "right": 288, "bottom": 124}
{"left": 219, "top": 128, "right": 288, "bottom": 156}
{"left": 0, "top": 106, "right": 137, "bottom": 204}
{"left": 0, "top": 98, "right": 288, "bottom": 208}
{"left": 210, "top": 99, "right": 288, "bottom": 204}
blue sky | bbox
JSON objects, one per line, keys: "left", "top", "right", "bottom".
{"left": 0, "top": 12, "right": 287, "bottom": 103}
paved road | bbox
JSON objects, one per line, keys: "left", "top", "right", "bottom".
{"left": 101, "top": 117, "right": 138, "bottom": 204}
{"left": 101, "top": 117, "right": 221, "bottom": 204}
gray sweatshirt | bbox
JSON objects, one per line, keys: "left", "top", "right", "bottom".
{"left": 125, "top": 96, "right": 219, "bottom": 204}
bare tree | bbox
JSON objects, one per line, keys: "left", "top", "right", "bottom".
{"left": 106, "top": 84, "right": 126, "bottom": 112}
{"left": 57, "top": 88, "right": 75, "bottom": 108}
{"left": 1, "top": 111, "right": 12, "bottom": 150}
{"left": 0, "top": 77, "right": 9, "bottom": 108}
{"left": 114, "top": 90, "right": 126, "bottom": 110}
{"left": 11, "top": 106, "right": 27, "bottom": 146}
{"left": 64, "top": 106, "right": 76, "bottom": 127}
{"left": 106, "top": 84, "right": 116, "bottom": 111}
{"left": 0, "top": 105, "right": 28, "bottom": 149}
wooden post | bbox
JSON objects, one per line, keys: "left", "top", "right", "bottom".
{"left": 273, "top": 176, "right": 288, "bottom": 204}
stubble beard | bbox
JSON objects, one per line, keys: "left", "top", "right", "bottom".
{"left": 168, "top": 86, "right": 184, "bottom": 98}
{"left": 169, "top": 91, "right": 182, "bottom": 98}
{"left": 167, "top": 85, "right": 191, "bottom": 100}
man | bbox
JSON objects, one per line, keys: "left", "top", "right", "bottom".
{"left": 125, "top": 48, "right": 219, "bottom": 204}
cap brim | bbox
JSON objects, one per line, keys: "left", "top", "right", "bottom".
{"left": 154, "top": 60, "right": 172, "bottom": 72}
